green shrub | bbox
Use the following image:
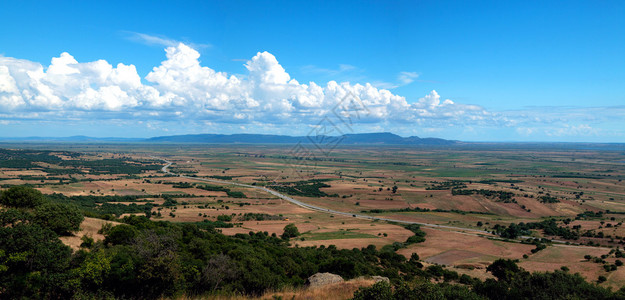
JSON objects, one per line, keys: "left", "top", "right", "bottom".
{"left": 353, "top": 281, "right": 393, "bottom": 300}
{"left": 104, "top": 224, "right": 137, "bottom": 245}
{"left": 33, "top": 202, "right": 83, "bottom": 235}
{"left": 0, "top": 185, "right": 45, "bottom": 208}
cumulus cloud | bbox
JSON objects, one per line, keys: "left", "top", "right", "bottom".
{"left": 0, "top": 43, "right": 493, "bottom": 130}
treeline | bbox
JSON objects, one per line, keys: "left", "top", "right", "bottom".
{"left": 362, "top": 207, "right": 495, "bottom": 216}
{"left": 267, "top": 179, "right": 338, "bottom": 198}
{"left": 0, "top": 148, "right": 162, "bottom": 176}
{"left": 238, "top": 213, "right": 284, "bottom": 221}
{"left": 195, "top": 183, "right": 247, "bottom": 198}
{"left": 57, "top": 158, "right": 161, "bottom": 175}
{"left": 539, "top": 195, "right": 560, "bottom": 203}
{"left": 452, "top": 189, "right": 515, "bottom": 202}
{"left": 493, "top": 219, "right": 579, "bottom": 240}
{"left": 477, "top": 179, "right": 524, "bottom": 185}
{"left": 425, "top": 179, "right": 524, "bottom": 191}
{"left": 181, "top": 219, "right": 235, "bottom": 230}
{"left": 426, "top": 181, "right": 467, "bottom": 190}
{"left": 46, "top": 193, "right": 155, "bottom": 218}
{"left": 578, "top": 210, "right": 604, "bottom": 219}
{"left": 0, "top": 148, "right": 66, "bottom": 168}
{"left": 379, "top": 224, "right": 427, "bottom": 253}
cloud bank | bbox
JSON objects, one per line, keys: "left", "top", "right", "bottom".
{"left": 1, "top": 43, "right": 622, "bottom": 142}
{"left": 0, "top": 43, "right": 491, "bottom": 127}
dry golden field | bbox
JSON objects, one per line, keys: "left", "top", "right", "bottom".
{"left": 2, "top": 143, "right": 625, "bottom": 288}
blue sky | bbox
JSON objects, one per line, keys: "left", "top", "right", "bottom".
{"left": 0, "top": 0, "right": 624, "bottom": 142}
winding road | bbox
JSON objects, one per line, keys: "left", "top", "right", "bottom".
{"left": 154, "top": 156, "right": 493, "bottom": 234}
{"left": 152, "top": 156, "right": 606, "bottom": 249}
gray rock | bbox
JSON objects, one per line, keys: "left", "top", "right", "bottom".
{"left": 355, "top": 275, "right": 390, "bottom": 283}
{"left": 306, "top": 272, "right": 344, "bottom": 287}
{"left": 371, "top": 275, "right": 390, "bottom": 283}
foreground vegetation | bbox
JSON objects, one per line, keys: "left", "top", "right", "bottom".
{"left": 1, "top": 186, "right": 625, "bottom": 299}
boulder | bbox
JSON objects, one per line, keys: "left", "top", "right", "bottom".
{"left": 306, "top": 272, "right": 344, "bottom": 287}
{"left": 356, "top": 275, "right": 390, "bottom": 283}
{"left": 371, "top": 275, "right": 390, "bottom": 283}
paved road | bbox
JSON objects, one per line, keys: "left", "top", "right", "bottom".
{"left": 154, "top": 156, "right": 494, "bottom": 234}
{"left": 153, "top": 156, "right": 606, "bottom": 249}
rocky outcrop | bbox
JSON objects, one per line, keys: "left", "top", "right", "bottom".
{"left": 371, "top": 275, "right": 390, "bottom": 283}
{"left": 306, "top": 272, "right": 344, "bottom": 287}
{"left": 355, "top": 275, "right": 390, "bottom": 283}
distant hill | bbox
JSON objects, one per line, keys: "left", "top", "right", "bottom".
{"left": 0, "top": 136, "right": 145, "bottom": 143}
{"left": 0, "top": 132, "right": 457, "bottom": 145}
{"left": 145, "top": 132, "right": 457, "bottom": 145}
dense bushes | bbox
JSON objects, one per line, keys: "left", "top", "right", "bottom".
{"left": 0, "top": 148, "right": 160, "bottom": 175}
{"left": 226, "top": 191, "right": 247, "bottom": 198}
{"left": 46, "top": 193, "right": 155, "bottom": 217}
{"left": 0, "top": 149, "right": 62, "bottom": 169}
{"left": 0, "top": 185, "right": 46, "bottom": 208}
{"left": 239, "top": 213, "right": 284, "bottom": 221}
{"left": 0, "top": 198, "right": 417, "bottom": 298}
{"left": 268, "top": 179, "right": 337, "bottom": 197}
{"left": 33, "top": 202, "right": 84, "bottom": 235}
{"left": 404, "top": 224, "right": 427, "bottom": 244}
{"left": 0, "top": 186, "right": 80, "bottom": 298}
{"left": 2, "top": 186, "right": 624, "bottom": 299}
{"left": 57, "top": 158, "right": 161, "bottom": 175}
{"left": 427, "top": 180, "right": 467, "bottom": 190}
{"left": 493, "top": 219, "right": 579, "bottom": 240}
{"left": 539, "top": 195, "right": 560, "bottom": 203}
{"left": 353, "top": 281, "right": 484, "bottom": 300}
{"left": 362, "top": 207, "right": 494, "bottom": 216}
{"left": 353, "top": 259, "right": 624, "bottom": 300}
{"left": 473, "top": 259, "right": 623, "bottom": 300}
{"left": 0, "top": 223, "right": 75, "bottom": 299}
{"left": 452, "top": 188, "right": 515, "bottom": 202}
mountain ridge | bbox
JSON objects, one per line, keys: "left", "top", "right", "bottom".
{"left": 0, "top": 132, "right": 457, "bottom": 145}
{"left": 145, "top": 132, "right": 456, "bottom": 145}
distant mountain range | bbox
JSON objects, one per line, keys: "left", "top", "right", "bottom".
{"left": 145, "top": 132, "right": 456, "bottom": 145}
{"left": 0, "top": 132, "right": 457, "bottom": 145}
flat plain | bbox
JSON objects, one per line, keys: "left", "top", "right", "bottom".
{"left": 2, "top": 142, "right": 625, "bottom": 289}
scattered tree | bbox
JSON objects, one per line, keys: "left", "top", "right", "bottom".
{"left": 281, "top": 223, "right": 300, "bottom": 239}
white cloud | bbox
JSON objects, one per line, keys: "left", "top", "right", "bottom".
{"left": 122, "top": 31, "right": 211, "bottom": 49}
{"left": 301, "top": 64, "right": 357, "bottom": 77}
{"left": 516, "top": 127, "right": 535, "bottom": 136}
{"left": 0, "top": 43, "right": 495, "bottom": 130}
{"left": 546, "top": 124, "right": 599, "bottom": 137}
{"left": 398, "top": 71, "right": 419, "bottom": 85}
{"left": 0, "top": 52, "right": 160, "bottom": 112}
{"left": 371, "top": 71, "right": 421, "bottom": 89}
{"left": 125, "top": 32, "right": 179, "bottom": 47}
